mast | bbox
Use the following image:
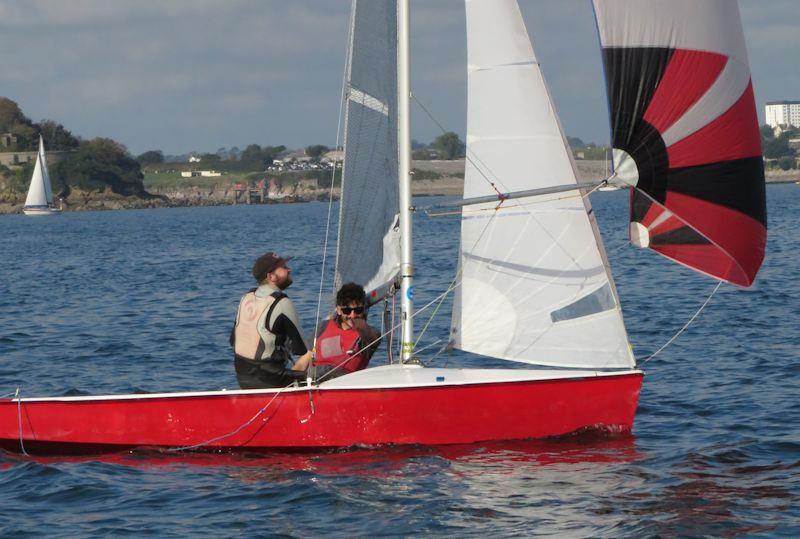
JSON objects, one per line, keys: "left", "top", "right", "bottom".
{"left": 398, "top": 0, "right": 414, "bottom": 362}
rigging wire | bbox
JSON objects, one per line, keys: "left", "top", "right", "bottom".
{"left": 413, "top": 339, "right": 444, "bottom": 356}
{"left": 312, "top": 0, "right": 354, "bottom": 346}
{"left": 639, "top": 280, "right": 723, "bottom": 365}
{"left": 400, "top": 94, "right": 614, "bottom": 360}
{"left": 168, "top": 386, "right": 292, "bottom": 452}
{"left": 315, "top": 280, "right": 466, "bottom": 382}
{"left": 15, "top": 388, "right": 29, "bottom": 457}
{"left": 426, "top": 180, "right": 610, "bottom": 218}
{"left": 412, "top": 194, "right": 501, "bottom": 352}
{"left": 397, "top": 92, "right": 530, "bottom": 357}
{"left": 388, "top": 290, "right": 398, "bottom": 363}
{"left": 434, "top": 341, "right": 453, "bottom": 365}
{"left": 412, "top": 93, "right": 506, "bottom": 198}
{"left": 414, "top": 274, "right": 461, "bottom": 348}
{"left": 414, "top": 180, "right": 607, "bottom": 354}
{"left": 381, "top": 297, "right": 391, "bottom": 363}
{"left": 169, "top": 271, "right": 466, "bottom": 452}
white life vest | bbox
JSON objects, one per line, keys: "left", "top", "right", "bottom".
{"left": 233, "top": 290, "right": 284, "bottom": 361}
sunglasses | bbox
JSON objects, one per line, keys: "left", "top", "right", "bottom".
{"left": 339, "top": 306, "right": 365, "bottom": 315}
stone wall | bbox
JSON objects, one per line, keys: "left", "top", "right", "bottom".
{"left": 0, "top": 150, "right": 76, "bottom": 168}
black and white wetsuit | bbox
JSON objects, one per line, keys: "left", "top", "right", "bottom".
{"left": 231, "top": 283, "right": 308, "bottom": 389}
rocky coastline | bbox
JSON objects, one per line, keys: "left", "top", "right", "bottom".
{"left": 0, "top": 160, "right": 795, "bottom": 215}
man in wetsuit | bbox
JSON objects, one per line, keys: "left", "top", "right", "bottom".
{"left": 230, "top": 252, "right": 312, "bottom": 389}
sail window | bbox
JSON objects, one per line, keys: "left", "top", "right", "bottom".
{"left": 550, "top": 284, "right": 615, "bottom": 323}
{"left": 348, "top": 87, "right": 389, "bottom": 117}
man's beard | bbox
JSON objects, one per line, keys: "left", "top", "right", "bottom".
{"left": 275, "top": 274, "right": 293, "bottom": 290}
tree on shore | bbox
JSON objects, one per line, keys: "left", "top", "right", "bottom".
{"left": 431, "top": 132, "right": 465, "bottom": 160}
{"left": 0, "top": 97, "right": 27, "bottom": 130}
{"left": 55, "top": 138, "right": 147, "bottom": 196}
{"left": 200, "top": 152, "right": 222, "bottom": 164}
{"left": 136, "top": 150, "right": 165, "bottom": 166}
{"left": 0, "top": 97, "right": 36, "bottom": 150}
{"left": 239, "top": 143, "right": 286, "bottom": 169}
{"left": 0, "top": 97, "right": 155, "bottom": 198}
{"left": 262, "top": 145, "right": 286, "bottom": 167}
{"left": 37, "top": 120, "right": 80, "bottom": 151}
{"left": 778, "top": 156, "right": 795, "bottom": 171}
{"left": 567, "top": 136, "right": 586, "bottom": 148}
{"left": 239, "top": 144, "right": 264, "bottom": 168}
{"left": 305, "top": 144, "right": 329, "bottom": 161}
{"left": 0, "top": 98, "right": 81, "bottom": 153}
{"left": 2, "top": 161, "right": 34, "bottom": 194}
{"left": 761, "top": 124, "right": 798, "bottom": 161}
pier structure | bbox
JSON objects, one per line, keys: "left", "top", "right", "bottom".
{"left": 232, "top": 183, "right": 269, "bottom": 204}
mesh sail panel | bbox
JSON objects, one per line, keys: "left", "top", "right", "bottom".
{"left": 334, "top": 0, "right": 400, "bottom": 298}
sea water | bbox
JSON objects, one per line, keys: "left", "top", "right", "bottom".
{"left": 0, "top": 185, "right": 797, "bottom": 536}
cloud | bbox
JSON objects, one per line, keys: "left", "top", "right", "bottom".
{"left": 0, "top": 0, "right": 229, "bottom": 28}
{"left": 0, "top": 1, "right": 796, "bottom": 154}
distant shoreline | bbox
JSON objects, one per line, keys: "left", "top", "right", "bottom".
{"left": 0, "top": 160, "right": 796, "bottom": 215}
{"left": 0, "top": 181, "right": 466, "bottom": 215}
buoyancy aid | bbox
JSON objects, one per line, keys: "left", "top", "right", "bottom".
{"left": 314, "top": 319, "right": 369, "bottom": 374}
{"left": 233, "top": 289, "right": 287, "bottom": 362}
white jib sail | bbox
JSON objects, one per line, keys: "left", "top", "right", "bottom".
{"left": 334, "top": 0, "right": 401, "bottom": 299}
{"left": 451, "top": 0, "right": 634, "bottom": 369}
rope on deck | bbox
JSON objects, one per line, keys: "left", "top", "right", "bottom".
{"left": 15, "top": 388, "right": 29, "bottom": 456}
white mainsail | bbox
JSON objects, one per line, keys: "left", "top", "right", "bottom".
{"left": 334, "top": 0, "right": 401, "bottom": 298}
{"left": 24, "top": 136, "right": 54, "bottom": 208}
{"left": 451, "top": 0, "right": 634, "bottom": 369}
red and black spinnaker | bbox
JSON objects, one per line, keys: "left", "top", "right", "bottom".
{"left": 594, "top": 0, "right": 767, "bottom": 287}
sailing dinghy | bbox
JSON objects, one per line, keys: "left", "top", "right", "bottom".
{"left": 23, "top": 135, "right": 62, "bottom": 216}
{"left": 0, "top": 0, "right": 765, "bottom": 455}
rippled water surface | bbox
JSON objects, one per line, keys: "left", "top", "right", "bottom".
{"left": 1, "top": 186, "right": 798, "bottom": 536}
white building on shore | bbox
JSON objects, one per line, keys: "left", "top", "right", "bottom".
{"left": 181, "top": 170, "right": 222, "bottom": 178}
{"left": 765, "top": 100, "right": 800, "bottom": 129}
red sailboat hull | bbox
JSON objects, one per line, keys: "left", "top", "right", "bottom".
{"left": 0, "top": 367, "right": 643, "bottom": 455}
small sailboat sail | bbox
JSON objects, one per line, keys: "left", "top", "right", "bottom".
{"left": 23, "top": 135, "right": 60, "bottom": 215}
{"left": 594, "top": 0, "right": 767, "bottom": 287}
{"left": 334, "top": 0, "right": 401, "bottom": 299}
{"left": 451, "top": 0, "right": 634, "bottom": 369}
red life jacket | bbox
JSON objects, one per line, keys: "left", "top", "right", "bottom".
{"left": 314, "top": 319, "right": 369, "bottom": 374}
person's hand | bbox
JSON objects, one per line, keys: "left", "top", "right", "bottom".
{"left": 292, "top": 350, "right": 313, "bottom": 371}
{"left": 351, "top": 316, "right": 367, "bottom": 331}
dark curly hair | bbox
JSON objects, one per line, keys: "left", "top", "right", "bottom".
{"left": 336, "top": 282, "right": 366, "bottom": 306}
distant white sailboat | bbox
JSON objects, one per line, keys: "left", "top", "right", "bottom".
{"left": 23, "top": 135, "right": 62, "bottom": 216}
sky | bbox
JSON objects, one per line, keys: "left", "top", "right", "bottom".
{"left": 0, "top": 0, "right": 796, "bottom": 156}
